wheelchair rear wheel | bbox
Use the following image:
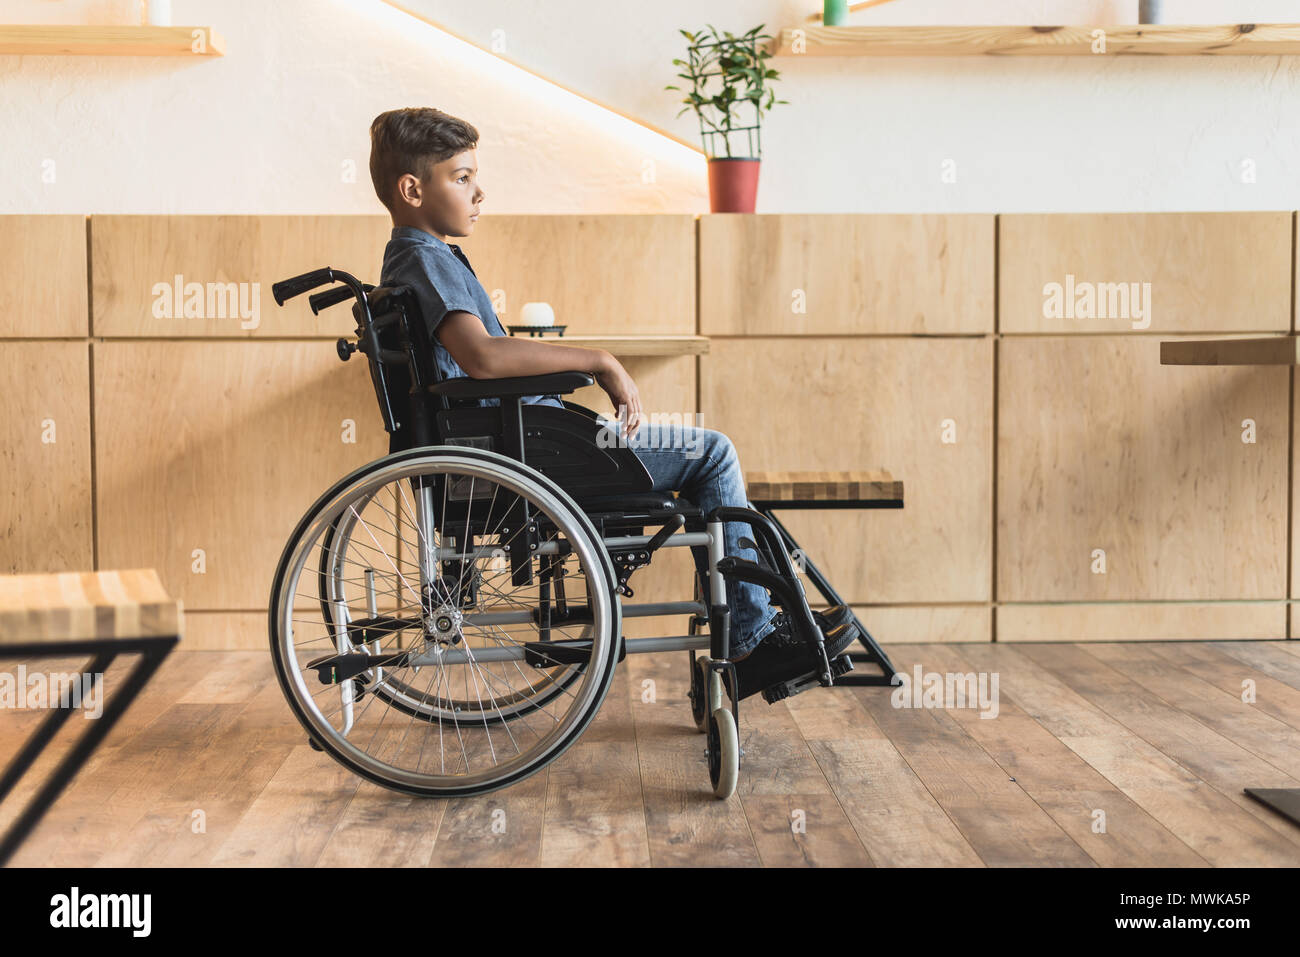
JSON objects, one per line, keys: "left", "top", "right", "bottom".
{"left": 269, "top": 446, "right": 621, "bottom": 797}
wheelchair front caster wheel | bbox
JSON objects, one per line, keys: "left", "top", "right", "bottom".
{"left": 707, "top": 707, "right": 739, "bottom": 799}
{"left": 689, "top": 654, "right": 713, "bottom": 733}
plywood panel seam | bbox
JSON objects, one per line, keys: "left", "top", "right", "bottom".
{"left": 1000, "top": 599, "right": 1289, "bottom": 604}
{"left": 82, "top": 215, "right": 92, "bottom": 338}
{"left": 87, "top": 212, "right": 100, "bottom": 573}
{"left": 1289, "top": 358, "right": 1295, "bottom": 638}
{"left": 1289, "top": 209, "right": 1296, "bottom": 640}
{"left": 706, "top": 333, "right": 991, "bottom": 340}
{"left": 88, "top": 342, "right": 99, "bottom": 570}
{"left": 992, "top": 211, "right": 1001, "bottom": 643}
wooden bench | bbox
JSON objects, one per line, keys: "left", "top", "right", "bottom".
{"left": 743, "top": 469, "right": 904, "bottom": 687}
{"left": 745, "top": 469, "right": 904, "bottom": 508}
{"left": 0, "top": 568, "right": 181, "bottom": 865}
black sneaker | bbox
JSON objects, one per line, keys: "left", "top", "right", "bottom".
{"left": 724, "top": 604, "right": 860, "bottom": 702}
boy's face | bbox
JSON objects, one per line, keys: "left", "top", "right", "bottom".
{"left": 394, "top": 148, "right": 484, "bottom": 242}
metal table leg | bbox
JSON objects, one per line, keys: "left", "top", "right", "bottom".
{"left": 0, "top": 635, "right": 177, "bottom": 866}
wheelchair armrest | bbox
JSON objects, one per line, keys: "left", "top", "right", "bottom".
{"left": 429, "top": 370, "right": 594, "bottom": 400}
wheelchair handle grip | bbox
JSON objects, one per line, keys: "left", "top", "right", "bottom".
{"left": 272, "top": 267, "right": 337, "bottom": 306}
{"left": 309, "top": 285, "right": 360, "bottom": 314}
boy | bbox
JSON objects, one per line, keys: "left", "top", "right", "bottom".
{"left": 368, "top": 107, "right": 858, "bottom": 701}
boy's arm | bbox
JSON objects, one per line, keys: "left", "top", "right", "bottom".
{"left": 438, "top": 310, "right": 612, "bottom": 380}
{"left": 393, "top": 244, "right": 612, "bottom": 380}
{"left": 440, "top": 311, "right": 644, "bottom": 440}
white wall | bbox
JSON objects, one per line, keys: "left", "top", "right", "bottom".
{"left": 2, "top": 0, "right": 1299, "bottom": 214}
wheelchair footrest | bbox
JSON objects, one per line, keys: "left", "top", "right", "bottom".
{"left": 760, "top": 653, "right": 854, "bottom": 705}
{"left": 306, "top": 650, "right": 410, "bottom": 684}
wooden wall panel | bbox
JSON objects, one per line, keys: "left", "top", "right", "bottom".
{"left": 699, "top": 213, "right": 995, "bottom": 336}
{"left": 91, "top": 215, "right": 390, "bottom": 337}
{"left": 569, "top": 355, "right": 697, "bottom": 425}
{"left": 0, "top": 342, "right": 93, "bottom": 573}
{"left": 182, "top": 610, "right": 265, "bottom": 651}
{"left": 852, "top": 604, "right": 991, "bottom": 645}
{"left": 458, "top": 215, "right": 696, "bottom": 336}
{"left": 998, "top": 603, "right": 1284, "bottom": 641}
{"left": 93, "top": 341, "right": 390, "bottom": 609}
{"left": 1000, "top": 212, "right": 1292, "bottom": 334}
{"left": 91, "top": 214, "right": 696, "bottom": 339}
{"left": 998, "top": 336, "right": 1287, "bottom": 602}
{"left": 1, "top": 210, "right": 1287, "bottom": 650}
{"left": 0, "top": 215, "right": 87, "bottom": 338}
{"left": 701, "top": 337, "right": 993, "bottom": 604}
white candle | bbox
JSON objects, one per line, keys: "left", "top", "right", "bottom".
{"left": 146, "top": 0, "right": 172, "bottom": 26}
{"left": 519, "top": 302, "right": 555, "bottom": 327}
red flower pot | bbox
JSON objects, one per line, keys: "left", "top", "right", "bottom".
{"left": 707, "top": 157, "right": 761, "bottom": 213}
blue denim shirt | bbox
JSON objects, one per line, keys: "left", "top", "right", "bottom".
{"left": 379, "top": 225, "right": 564, "bottom": 409}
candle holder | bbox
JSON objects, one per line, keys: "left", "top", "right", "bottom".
{"left": 506, "top": 324, "right": 567, "bottom": 337}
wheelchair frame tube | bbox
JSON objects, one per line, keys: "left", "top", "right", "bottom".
{"left": 392, "top": 515, "right": 729, "bottom": 665}
{"left": 459, "top": 599, "right": 706, "bottom": 627}
{"left": 404, "top": 633, "right": 710, "bottom": 667}
{"left": 706, "top": 520, "right": 726, "bottom": 607}
{"left": 430, "top": 530, "right": 712, "bottom": 561}
{"left": 707, "top": 518, "right": 730, "bottom": 659}
{"left": 415, "top": 479, "right": 439, "bottom": 593}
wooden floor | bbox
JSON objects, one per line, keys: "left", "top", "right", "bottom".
{"left": 4, "top": 639, "right": 1300, "bottom": 866}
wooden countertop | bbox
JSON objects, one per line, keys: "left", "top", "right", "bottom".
{"left": 509, "top": 334, "right": 708, "bottom": 357}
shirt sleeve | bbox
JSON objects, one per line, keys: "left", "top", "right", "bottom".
{"left": 392, "top": 244, "right": 482, "bottom": 339}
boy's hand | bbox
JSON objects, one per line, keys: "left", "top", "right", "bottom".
{"left": 593, "top": 352, "right": 643, "bottom": 442}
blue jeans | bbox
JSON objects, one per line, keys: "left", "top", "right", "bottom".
{"left": 608, "top": 418, "right": 780, "bottom": 657}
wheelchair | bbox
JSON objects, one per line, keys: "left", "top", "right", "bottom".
{"left": 266, "top": 266, "right": 859, "bottom": 800}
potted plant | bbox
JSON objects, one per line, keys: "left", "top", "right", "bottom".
{"left": 666, "top": 23, "right": 788, "bottom": 213}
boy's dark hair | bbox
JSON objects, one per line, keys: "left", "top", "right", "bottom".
{"left": 368, "top": 107, "right": 479, "bottom": 213}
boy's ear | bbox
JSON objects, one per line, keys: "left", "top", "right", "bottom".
{"left": 395, "top": 172, "right": 423, "bottom": 207}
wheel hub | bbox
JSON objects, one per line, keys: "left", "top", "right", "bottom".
{"left": 425, "top": 603, "right": 463, "bottom": 645}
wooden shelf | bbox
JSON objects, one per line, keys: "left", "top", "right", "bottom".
{"left": 1160, "top": 335, "right": 1300, "bottom": 366}
{"left": 0, "top": 25, "right": 225, "bottom": 56}
{"left": 508, "top": 334, "right": 708, "bottom": 357}
{"left": 768, "top": 23, "right": 1300, "bottom": 57}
